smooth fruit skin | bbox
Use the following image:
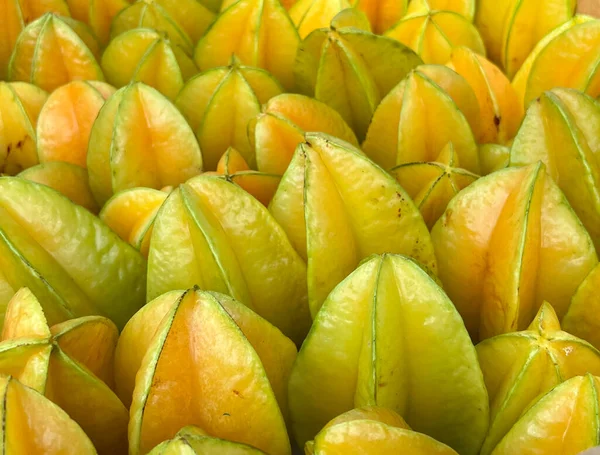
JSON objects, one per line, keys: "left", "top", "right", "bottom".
{"left": 491, "top": 374, "right": 600, "bottom": 454}
{"left": 128, "top": 289, "right": 292, "bottom": 455}
{"left": 270, "top": 133, "right": 437, "bottom": 317}
{"left": 288, "top": 254, "right": 488, "bottom": 454}
{"left": 509, "top": 88, "right": 600, "bottom": 251}
{"left": 0, "top": 177, "right": 147, "bottom": 331}
{"left": 353, "top": 0, "right": 407, "bottom": 34}
{"left": 563, "top": 263, "right": 600, "bottom": 351}
{"left": 431, "top": 163, "right": 598, "bottom": 342}
{"left": 8, "top": 13, "right": 104, "bottom": 92}
{"left": 147, "top": 174, "right": 311, "bottom": 344}
{"left": 476, "top": 302, "right": 600, "bottom": 455}
{"left": 0, "top": 374, "right": 97, "bottom": 454}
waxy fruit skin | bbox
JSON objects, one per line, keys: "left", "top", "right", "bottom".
{"left": 176, "top": 59, "right": 283, "bottom": 170}
{"left": 512, "top": 16, "right": 600, "bottom": 108}
{"left": 251, "top": 93, "right": 358, "bottom": 175}
{"left": 491, "top": 374, "right": 600, "bottom": 454}
{"left": 510, "top": 88, "right": 600, "bottom": 251}
{"left": 0, "top": 177, "right": 147, "bottom": 330}
{"left": 147, "top": 174, "right": 311, "bottom": 344}
{"left": 101, "top": 28, "right": 197, "bottom": 101}
{"left": 86, "top": 82, "right": 203, "bottom": 206}
{"left": 390, "top": 142, "right": 479, "bottom": 230}
{"left": 147, "top": 426, "right": 266, "bottom": 454}
{"left": 353, "top": 0, "right": 407, "bottom": 34}
{"left": 563, "top": 262, "right": 600, "bottom": 351}
{"left": 476, "top": 302, "right": 600, "bottom": 455}
{"left": 431, "top": 162, "right": 598, "bottom": 342}
{"left": 125, "top": 289, "right": 294, "bottom": 455}
{"left": 363, "top": 65, "right": 480, "bottom": 173}
{"left": 270, "top": 133, "right": 437, "bottom": 317}
{"left": 288, "top": 254, "right": 488, "bottom": 455}
{"left": 8, "top": 13, "right": 104, "bottom": 93}
{"left": 0, "top": 81, "right": 47, "bottom": 175}
{"left": 294, "top": 14, "right": 423, "bottom": 140}
{"left": 0, "top": 288, "right": 128, "bottom": 454}
{"left": 475, "top": 0, "right": 575, "bottom": 77}
{"left": 306, "top": 406, "right": 459, "bottom": 455}
{"left": 0, "top": 374, "right": 97, "bottom": 454}
{"left": 194, "top": 0, "right": 299, "bottom": 91}
{"left": 19, "top": 162, "right": 100, "bottom": 213}
{"left": 36, "top": 80, "right": 114, "bottom": 168}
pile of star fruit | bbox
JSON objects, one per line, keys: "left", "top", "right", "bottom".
{"left": 0, "top": 0, "right": 599, "bottom": 453}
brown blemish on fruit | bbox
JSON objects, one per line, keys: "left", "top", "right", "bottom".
{"left": 233, "top": 389, "right": 243, "bottom": 398}
{"left": 494, "top": 116, "right": 501, "bottom": 128}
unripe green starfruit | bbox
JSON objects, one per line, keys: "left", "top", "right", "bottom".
{"left": 270, "top": 133, "right": 437, "bottom": 317}
{"left": 0, "top": 288, "right": 128, "bottom": 454}
{"left": 362, "top": 65, "right": 480, "bottom": 172}
{"left": 194, "top": 0, "right": 299, "bottom": 90}
{"left": 305, "top": 406, "right": 459, "bottom": 455}
{"left": 147, "top": 174, "right": 311, "bottom": 343}
{"left": 475, "top": 0, "right": 575, "bottom": 78}
{"left": 510, "top": 88, "right": 600, "bottom": 251}
{"left": 101, "top": 28, "right": 197, "bottom": 101}
{"left": 176, "top": 59, "right": 282, "bottom": 170}
{"left": 0, "top": 81, "right": 47, "bottom": 175}
{"left": 390, "top": 143, "right": 478, "bottom": 229}
{"left": 100, "top": 187, "right": 170, "bottom": 258}
{"left": 476, "top": 302, "right": 600, "bottom": 455}
{"left": 0, "top": 177, "right": 146, "bottom": 330}
{"left": 250, "top": 93, "right": 358, "bottom": 175}
{"left": 512, "top": 16, "right": 600, "bottom": 108}
{"left": 294, "top": 11, "right": 423, "bottom": 140}
{"left": 491, "top": 374, "right": 600, "bottom": 454}
{"left": 0, "top": 374, "right": 97, "bottom": 454}
{"left": 147, "top": 426, "right": 266, "bottom": 454}
{"left": 19, "top": 162, "right": 100, "bottom": 213}
{"left": 8, "top": 13, "right": 104, "bottom": 92}
{"left": 87, "top": 82, "right": 203, "bottom": 206}
{"left": 431, "top": 162, "right": 598, "bottom": 341}
{"left": 288, "top": 254, "right": 489, "bottom": 454}
{"left": 123, "top": 288, "right": 295, "bottom": 455}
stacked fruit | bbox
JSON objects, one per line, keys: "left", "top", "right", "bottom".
{"left": 0, "top": 0, "right": 599, "bottom": 453}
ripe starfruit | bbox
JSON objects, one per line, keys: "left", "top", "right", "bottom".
{"left": 147, "top": 174, "right": 311, "bottom": 343}
{"left": 406, "top": 0, "right": 474, "bottom": 20}
{"left": 100, "top": 187, "right": 170, "bottom": 257}
{"left": 294, "top": 12, "right": 423, "bottom": 140}
{"left": 475, "top": 0, "right": 575, "bottom": 78}
{"left": 491, "top": 374, "right": 600, "bottom": 454}
{"left": 89, "top": 0, "right": 131, "bottom": 45}
{"left": 176, "top": 59, "right": 283, "bottom": 170}
{"left": 19, "top": 162, "right": 100, "bottom": 213}
{"left": 476, "top": 302, "right": 600, "bottom": 455}
{"left": 8, "top": 13, "right": 104, "bottom": 92}
{"left": 0, "top": 177, "right": 146, "bottom": 330}
{"left": 120, "top": 288, "right": 295, "bottom": 455}
{"left": 37, "top": 81, "right": 115, "bottom": 168}
{"left": 353, "top": 0, "right": 407, "bottom": 34}
{"left": 101, "top": 28, "right": 197, "bottom": 101}
{"left": 431, "top": 162, "right": 598, "bottom": 341}
{"left": 87, "top": 82, "right": 203, "bottom": 206}
{"left": 305, "top": 406, "right": 459, "bottom": 455}
{"left": 447, "top": 46, "right": 524, "bottom": 145}
{"left": 563, "top": 263, "right": 600, "bottom": 351}
{"left": 510, "top": 88, "right": 600, "bottom": 251}
{"left": 194, "top": 0, "right": 299, "bottom": 90}
{"left": 0, "top": 374, "right": 96, "bottom": 454}
{"left": 0, "top": 81, "right": 47, "bottom": 175}
{"left": 362, "top": 65, "right": 480, "bottom": 172}
{"left": 147, "top": 426, "right": 266, "bottom": 454}
{"left": 385, "top": 10, "right": 485, "bottom": 65}
{"left": 513, "top": 16, "right": 600, "bottom": 108}
{"left": 289, "top": 0, "right": 350, "bottom": 38}
{"left": 390, "top": 143, "right": 478, "bottom": 229}
{"left": 270, "top": 133, "right": 436, "bottom": 316}
{"left": 0, "top": 288, "right": 128, "bottom": 454}
{"left": 110, "top": 0, "right": 214, "bottom": 51}
{"left": 212, "top": 148, "right": 281, "bottom": 206}
{"left": 250, "top": 93, "right": 358, "bottom": 175}
{"left": 288, "top": 254, "right": 489, "bottom": 454}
